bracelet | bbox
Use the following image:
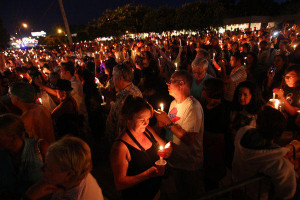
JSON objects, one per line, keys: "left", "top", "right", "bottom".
{"left": 165, "top": 122, "right": 174, "bottom": 129}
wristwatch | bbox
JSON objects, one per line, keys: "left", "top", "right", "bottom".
{"left": 165, "top": 122, "right": 174, "bottom": 129}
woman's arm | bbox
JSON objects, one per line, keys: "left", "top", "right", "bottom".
{"left": 110, "top": 141, "right": 164, "bottom": 191}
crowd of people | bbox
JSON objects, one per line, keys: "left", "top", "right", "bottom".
{"left": 0, "top": 24, "right": 299, "bottom": 200}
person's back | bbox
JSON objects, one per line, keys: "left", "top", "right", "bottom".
{"left": 22, "top": 104, "right": 55, "bottom": 144}
{"left": 232, "top": 107, "right": 296, "bottom": 200}
{"left": 50, "top": 173, "right": 103, "bottom": 200}
{"left": 8, "top": 83, "right": 55, "bottom": 144}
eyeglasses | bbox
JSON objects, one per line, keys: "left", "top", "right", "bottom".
{"left": 284, "top": 75, "right": 297, "bottom": 80}
{"left": 166, "top": 79, "right": 183, "bottom": 84}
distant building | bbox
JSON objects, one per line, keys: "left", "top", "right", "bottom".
{"left": 223, "top": 13, "right": 300, "bottom": 30}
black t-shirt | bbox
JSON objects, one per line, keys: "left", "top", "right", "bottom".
{"left": 284, "top": 86, "right": 300, "bottom": 131}
{"left": 203, "top": 102, "right": 227, "bottom": 134}
{"left": 284, "top": 86, "right": 300, "bottom": 108}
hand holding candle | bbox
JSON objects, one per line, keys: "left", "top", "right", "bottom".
{"left": 155, "top": 142, "right": 172, "bottom": 166}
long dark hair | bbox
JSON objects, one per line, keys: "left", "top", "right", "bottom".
{"left": 232, "top": 81, "right": 263, "bottom": 114}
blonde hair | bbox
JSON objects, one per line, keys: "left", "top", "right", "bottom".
{"left": 47, "top": 136, "right": 92, "bottom": 182}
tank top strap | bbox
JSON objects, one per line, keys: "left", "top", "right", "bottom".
{"left": 144, "top": 128, "right": 158, "bottom": 144}
{"left": 125, "top": 128, "right": 146, "bottom": 152}
{"left": 116, "top": 139, "right": 131, "bottom": 148}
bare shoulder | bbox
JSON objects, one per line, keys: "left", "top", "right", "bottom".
{"left": 111, "top": 137, "right": 131, "bottom": 162}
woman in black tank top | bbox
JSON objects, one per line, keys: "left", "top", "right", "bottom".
{"left": 110, "top": 96, "right": 172, "bottom": 200}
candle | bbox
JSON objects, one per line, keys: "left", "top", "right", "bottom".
{"left": 20, "top": 74, "right": 23, "bottom": 78}
{"left": 38, "top": 98, "right": 43, "bottom": 104}
{"left": 213, "top": 53, "right": 215, "bottom": 60}
{"left": 102, "top": 95, "right": 105, "bottom": 103}
{"left": 274, "top": 99, "right": 280, "bottom": 110}
{"left": 179, "top": 39, "right": 182, "bottom": 46}
{"left": 158, "top": 146, "right": 164, "bottom": 163}
{"left": 160, "top": 103, "right": 164, "bottom": 111}
{"left": 175, "top": 63, "right": 178, "bottom": 70}
{"left": 294, "top": 45, "right": 297, "bottom": 50}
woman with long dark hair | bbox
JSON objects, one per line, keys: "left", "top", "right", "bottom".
{"left": 229, "top": 81, "right": 264, "bottom": 136}
{"left": 110, "top": 95, "right": 171, "bottom": 200}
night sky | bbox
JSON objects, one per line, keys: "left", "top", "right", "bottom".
{"left": 0, "top": 0, "right": 287, "bottom": 36}
{"left": 0, "top": 0, "right": 198, "bottom": 35}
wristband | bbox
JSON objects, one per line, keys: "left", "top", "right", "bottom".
{"left": 165, "top": 122, "right": 174, "bottom": 129}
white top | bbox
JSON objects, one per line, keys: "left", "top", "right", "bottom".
{"left": 70, "top": 76, "right": 87, "bottom": 116}
{"left": 232, "top": 126, "right": 296, "bottom": 200}
{"left": 167, "top": 96, "right": 204, "bottom": 171}
{"left": 51, "top": 173, "right": 104, "bottom": 200}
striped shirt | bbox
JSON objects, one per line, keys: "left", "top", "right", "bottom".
{"left": 224, "top": 65, "right": 247, "bottom": 102}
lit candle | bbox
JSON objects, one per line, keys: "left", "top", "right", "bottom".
{"left": 294, "top": 44, "right": 297, "bottom": 50}
{"left": 102, "top": 95, "right": 105, "bottom": 103}
{"left": 213, "top": 53, "right": 216, "bottom": 60}
{"left": 274, "top": 99, "right": 280, "bottom": 110}
{"left": 20, "top": 74, "right": 23, "bottom": 79}
{"left": 160, "top": 103, "right": 164, "bottom": 111}
{"left": 175, "top": 63, "right": 178, "bottom": 70}
{"left": 38, "top": 98, "right": 43, "bottom": 104}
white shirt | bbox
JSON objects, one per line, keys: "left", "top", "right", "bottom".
{"left": 51, "top": 173, "right": 104, "bottom": 200}
{"left": 167, "top": 96, "right": 204, "bottom": 171}
{"left": 70, "top": 76, "right": 87, "bottom": 116}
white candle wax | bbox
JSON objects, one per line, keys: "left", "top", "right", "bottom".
{"left": 274, "top": 99, "right": 280, "bottom": 110}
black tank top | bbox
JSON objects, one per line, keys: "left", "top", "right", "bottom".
{"left": 118, "top": 128, "right": 161, "bottom": 200}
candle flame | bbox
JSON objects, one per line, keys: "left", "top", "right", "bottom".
{"left": 38, "top": 98, "right": 42, "bottom": 104}
{"left": 159, "top": 146, "right": 163, "bottom": 151}
{"left": 160, "top": 103, "right": 164, "bottom": 111}
{"left": 165, "top": 142, "right": 171, "bottom": 149}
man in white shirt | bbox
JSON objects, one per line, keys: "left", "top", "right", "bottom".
{"left": 155, "top": 70, "right": 204, "bottom": 199}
